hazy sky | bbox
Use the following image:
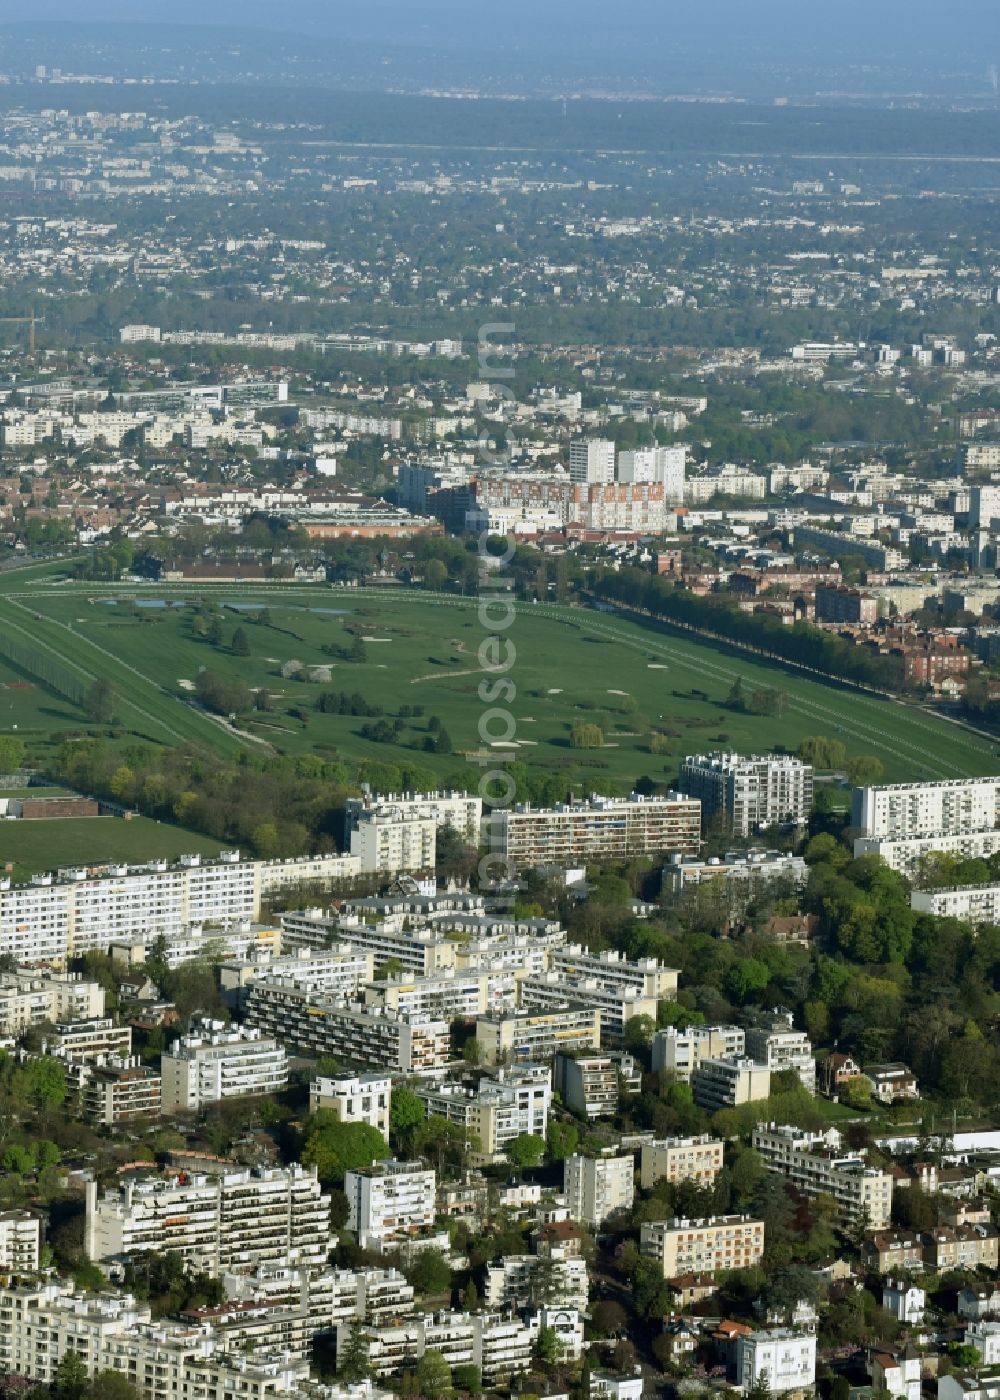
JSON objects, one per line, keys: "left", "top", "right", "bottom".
{"left": 0, "top": 0, "right": 994, "bottom": 61}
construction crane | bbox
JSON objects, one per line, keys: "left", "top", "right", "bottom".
{"left": 0, "top": 310, "right": 42, "bottom": 356}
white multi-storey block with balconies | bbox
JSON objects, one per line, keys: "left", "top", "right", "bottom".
{"left": 483, "top": 1252, "right": 589, "bottom": 1311}
{"left": 852, "top": 776, "right": 1000, "bottom": 842}
{"left": 546, "top": 945, "right": 679, "bottom": 1000}
{"left": 84, "top": 1164, "right": 331, "bottom": 1275}
{"left": 415, "top": 1064, "right": 551, "bottom": 1158}
{"left": 678, "top": 752, "right": 814, "bottom": 837}
{"left": 745, "top": 1017, "right": 816, "bottom": 1094}
{"left": 0, "top": 849, "right": 362, "bottom": 964}
{"left": 160, "top": 1018, "right": 288, "bottom": 1113}
{"left": 245, "top": 981, "right": 450, "bottom": 1074}
{"left": 0, "top": 1277, "right": 329, "bottom": 1400}
{"left": 563, "top": 1152, "right": 635, "bottom": 1227}
{"left": 651, "top": 1024, "right": 745, "bottom": 1080}
{"left": 752, "top": 1122, "right": 893, "bottom": 1230}
{"left": 0, "top": 969, "right": 105, "bottom": 1034}
{"left": 349, "top": 810, "right": 437, "bottom": 875}
{"left": 344, "top": 1160, "right": 437, "bottom": 1251}
{"left": 490, "top": 792, "right": 701, "bottom": 871}
{"left": 517, "top": 971, "right": 658, "bottom": 1043}
{"left": 345, "top": 790, "right": 483, "bottom": 844}
{"left": 0, "top": 1211, "right": 40, "bottom": 1272}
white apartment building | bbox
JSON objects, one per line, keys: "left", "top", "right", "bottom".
{"left": 569, "top": 438, "right": 616, "bottom": 485}
{"left": 0, "top": 1211, "right": 40, "bottom": 1272}
{"left": 852, "top": 777, "right": 1000, "bottom": 841}
{"left": 911, "top": 884, "right": 1000, "bottom": 923}
{"left": 220, "top": 945, "right": 375, "bottom": 1004}
{"left": 745, "top": 1021, "right": 816, "bottom": 1095}
{"left": 345, "top": 791, "right": 482, "bottom": 844}
{"left": 853, "top": 830, "right": 1000, "bottom": 875}
{"left": 160, "top": 1019, "right": 288, "bottom": 1113}
{"left": 344, "top": 1308, "right": 552, "bottom": 1385}
{"left": 547, "top": 946, "right": 678, "bottom": 1000}
{"left": 752, "top": 1123, "right": 893, "bottom": 1230}
{"left": 483, "top": 1253, "right": 589, "bottom": 1311}
{"left": 641, "top": 1214, "right": 766, "bottom": 1279}
{"left": 85, "top": 1165, "right": 331, "bottom": 1274}
{"left": 281, "top": 909, "right": 457, "bottom": 975}
{"left": 48, "top": 1017, "right": 132, "bottom": 1063}
{"left": 0, "top": 851, "right": 362, "bottom": 964}
{"left": 661, "top": 849, "right": 808, "bottom": 902}
{"left": 344, "top": 1160, "right": 437, "bottom": 1251}
{"left": 0, "top": 1278, "right": 330, "bottom": 1400}
{"left": 678, "top": 752, "right": 814, "bottom": 836}
{"left": 617, "top": 445, "right": 686, "bottom": 501}
{"left": 349, "top": 811, "right": 436, "bottom": 875}
{"left": 563, "top": 1153, "right": 635, "bottom": 1227}
{"left": 245, "top": 982, "right": 450, "bottom": 1074}
{"left": 492, "top": 793, "right": 701, "bottom": 870}
{"left": 518, "top": 972, "right": 658, "bottom": 1043}
{"left": 640, "top": 1136, "right": 725, "bottom": 1191}
{"left": 310, "top": 1074, "right": 392, "bottom": 1138}
{"left": 691, "top": 1058, "right": 771, "bottom": 1112}
{"left": 651, "top": 1024, "right": 745, "bottom": 1080}
{"left": 364, "top": 969, "right": 495, "bottom": 1021}
{"left": 553, "top": 1051, "right": 641, "bottom": 1119}
{"left": 735, "top": 1329, "right": 817, "bottom": 1395}
{"left": 415, "top": 1065, "right": 550, "bottom": 1158}
{"left": 0, "top": 969, "right": 104, "bottom": 1034}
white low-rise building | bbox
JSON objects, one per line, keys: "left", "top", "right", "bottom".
{"left": 735, "top": 1329, "right": 817, "bottom": 1395}
{"left": 310, "top": 1073, "right": 392, "bottom": 1138}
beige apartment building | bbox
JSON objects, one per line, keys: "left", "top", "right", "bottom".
{"left": 475, "top": 1005, "right": 602, "bottom": 1064}
{"left": 640, "top": 1215, "right": 765, "bottom": 1280}
{"left": 640, "top": 1136, "right": 725, "bottom": 1191}
{"left": 491, "top": 793, "right": 701, "bottom": 870}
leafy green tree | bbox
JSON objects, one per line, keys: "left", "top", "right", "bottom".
{"left": 415, "top": 1349, "right": 452, "bottom": 1400}
{"left": 508, "top": 1133, "right": 546, "bottom": 1170}
{"left": 231, "top": 626, "right": 250, "bottom": 656}
{"left": 534, "top": 1326, "right": 562, "bottom": 1364}
{"left": 52, "top": 1351, "right": 89, "bottom": 1400}
{"left": 23, "top": 1057, "right": 67, "bottom": 1108}
{"left": 570, "top": 722, "right": 604, "bottom": 749}
{"left": 390, "top": 1087, "right": 426, "bottom": 1151}
{"left": 407, "top": 1249, "right": 452, "bottom": 1297}
{"left": 423, "top": 559, "right": 448, "bottom": 590}
{"left": 623, "top": 1014, "right": 656, "bottom": 1054}
{"left": 0, "top": 736, "right": 26, "bottom": 771}
{"left": 85, "top": 678, "right": 115, "bottom": 724}
{"left": 546, "top": 1119, "right": 579, "bottom": 1162}
{"left": 726, "top": 957, "right": 770, "bottom": 1004}
{"left": 338, "top": 1325, "right": 372, "bottom": 1383}
{"left": 301, "top": 1114, "right": 389, "bottom": 1184}
{"left": 452, "top": 1364, "right": 482, "bottom": 1396}
{"left": 633, "top": 1256, "right": 674, "bottom": 1319}
{"left": 846, "top": 755, "right": 885, "bottom": 786}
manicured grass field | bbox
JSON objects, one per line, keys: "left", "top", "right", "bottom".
{"left": 0, "top": 814, "right": 226, "bottom": 876}
{"left": 0, "top": 577, "right": 994, "bottom": 788}
{"left": 0, "top": 657, "right": 85, "bottom": 734}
